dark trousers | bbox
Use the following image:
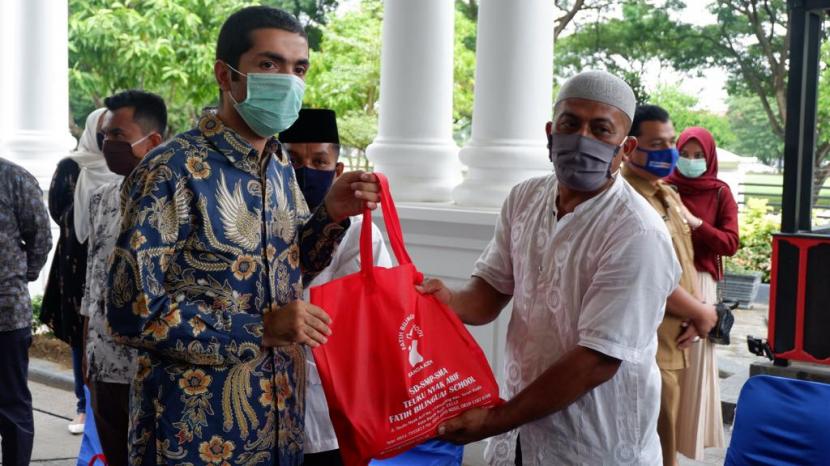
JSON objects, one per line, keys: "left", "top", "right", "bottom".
{"left": 89, "top": 381, "right": 131, "bottom": 466}
{"left": 0, "top": 327, "right": 34, "bottom": 466}
{"left": 303, "top": 449, "right": 344, "bottom": 466}
{"left": 71, "top": 345, "right": 86, "bottom": 414}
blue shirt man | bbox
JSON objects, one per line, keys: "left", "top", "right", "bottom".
{"left": 106, "top": 7, "right": 380, "bottom": 465}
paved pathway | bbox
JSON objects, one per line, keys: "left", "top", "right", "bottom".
{"left": 0, "top": 381, "right": 82, "bottom": 465}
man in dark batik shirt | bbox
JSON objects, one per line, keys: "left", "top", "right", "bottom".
{"left": 106, "top": 6, "right": 379, "bottom": 466}
{"left": 0, "top": 156, "right": 52, "bottom": 466}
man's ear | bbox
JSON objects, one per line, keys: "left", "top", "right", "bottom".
{"left": 545, "top": 121, "right": 554, "bottom": 150}
{"left": 335, "top": 162, "right": 345, "bottom": 178}
{"left": 149, "top": 132, "right": 164, "bottom": 150}
{"left": 620, "top": 136, "right": 638, "bottom": 162}
{"left": 214, "top": 60, "right": 231, "bottom": 93}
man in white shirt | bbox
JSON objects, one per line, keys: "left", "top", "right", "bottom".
{"left": 420, "top": 71, "right": 681, "bottom": 465}
{"left": 280, "top": 109, "right": 392, "bottom": 465}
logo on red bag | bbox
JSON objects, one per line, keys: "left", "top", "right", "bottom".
{"left": 398, "top": 314, "right": 429, "bottom": 370}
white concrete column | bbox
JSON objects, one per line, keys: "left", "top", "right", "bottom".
{"left": 366, "top": 0, "right": 460, "bottom": 202}
{"left": 1, "top": 0, "right": 76, "bottom": 189}
{"left": 452, "top": 0, "right": 555, "bottom": 207}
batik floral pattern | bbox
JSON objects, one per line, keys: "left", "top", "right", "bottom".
{"left": 108, "top": 111, "right": 347, "bottom": 465}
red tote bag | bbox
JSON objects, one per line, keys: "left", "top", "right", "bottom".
{"left": 310, "top": 173, "right": 501, "bottom": 466}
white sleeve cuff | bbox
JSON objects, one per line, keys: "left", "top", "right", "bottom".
{"left": 578, "top": 333, "right": 642, "bottom": 363}
{"left": 472, "top": 268, "right": 514, "bottom": 297}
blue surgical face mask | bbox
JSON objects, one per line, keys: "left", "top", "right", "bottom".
{"left": 676, "top": 157, "right": 707, "bottom": 178}
{"left": 633, "top": 147, "right": 679, "bottom": 178}
{"left": 294, "top": 166, "right": 336, "bottom": 211}
{"left": 225, "top": 63, "right": 305, "bottom": 137}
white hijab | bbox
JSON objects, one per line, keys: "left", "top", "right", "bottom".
{"left": 71, "top": 107, "right": 122, "bottom": 243}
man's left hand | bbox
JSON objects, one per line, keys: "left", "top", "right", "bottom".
{"left": 437, "top": 407, "right": 499, "bottom": 444}
{"left": 324, "top": 171, "right": 380, "bottom": 223}
{"left": 677, "top": 322, "right": 700, "bottom": 349}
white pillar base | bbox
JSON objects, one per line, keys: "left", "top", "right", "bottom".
{"left": 451, "top": 0, "right": 555, "bottom": 208}
{"left": 5, "top": 130, "right": 76, "bottom": 189}
{"left": 368, "top": 139, "right": 461, "bottom": 201}
{"left": 453, "top": 142, "right": 551, "bottom": 206}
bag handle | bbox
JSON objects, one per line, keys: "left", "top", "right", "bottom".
{"left": 360, "top": 172, "right": 414, "bottom": 280}
{"left": 89, "top": 454, "right": 108, "bottom": 466}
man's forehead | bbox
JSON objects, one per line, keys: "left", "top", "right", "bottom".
{"left": 247, "top": 28, "right": 309, "bottom": 61}
{"left": 555, "top": 98, "right": 629, "bottom": 124}
{"left": 103, "top": 107, "right": 135, "bottom": 129}
{"left": 639, "top": 119, "right": 676, "bottom": 138}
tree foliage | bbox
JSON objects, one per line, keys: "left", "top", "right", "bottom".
{"left": 303, "top": 0, "right": 382, "bottom": 151}
{"left": 554, "top": 0, "right": 695, "bottom": 101}
{"left": 555, "top": 0, "right": 830, "bottom": 200}
{"left": 725, "top": 198, "right": 779, "bottom": 282}
{"left": 70, "top": 0, "right": 260, "bottom": 135}
{"left": 268, "top": 0, "right": 339, "bottom": 49}
{"left": 649, "top": 85, "right": 736, "bottom": 149}
{"left": 726, "top": 94, "right": 783, "bottom": 165}
{"left": 672, "top": 0, "right": 830, "bottom": 195}
{"left": 68, "top": 0, "right": 338, "bottom": 136}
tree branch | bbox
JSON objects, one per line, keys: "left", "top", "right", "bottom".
{"left": 712, "top": 17, "right": 785, "bottom": 138}
{"left": 816, "top": 143, "right": 830, "bottom": 167}
{"left": 554, "top": 0, "right": 586, "bottom": 40}
{"left": 746, "top": 0, "right": 781, "bottom": 78}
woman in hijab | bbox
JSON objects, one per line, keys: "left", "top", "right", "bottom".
{"left": 667, "top": 126, "right": 739, "bottom": 461}
{"left": 40, "top": 108, "right": 119, "bottom": 434}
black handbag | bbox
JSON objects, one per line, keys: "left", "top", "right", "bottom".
{"left": 709, "top": 299, "right": 738, "bottom": 345}
{"left": 707, "top": 187, "right": 738, "bottom": 345}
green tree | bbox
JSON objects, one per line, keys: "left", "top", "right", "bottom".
{"left": 458, "top": 0, "right": 611, "bottom": 40}
{"left": 667, "top": 0, "right": 830, "bottom": 199}
{"left": 302, "top": 0, "right": 383, "bottom": 164}
{"left": 70, "top": 0, "right": 261, "bottom": 135}
{"left": 69, "top": 0, "right": 339, "bottom": 136}
{"left": 726, "top": 94, "right": 783, "bottom": 166}
{"left": 266, "top": 0, "right": 339, "bottom": 49}
{"left": 553, "top": 0, "right": 693, "bottom": 102}
{"left": 649, "top": 85, "right": 736, "bottom": 149}
{"left": 554, "top": 0, "right": 830, "bottom": 202}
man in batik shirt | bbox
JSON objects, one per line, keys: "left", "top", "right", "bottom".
{"left": 106, "top": 7, "right": 379, "bottom": 466}
{"left": 80, "top": 90, "right": 167, "bottom": 466}
{"left": 0, "top": 157, "right": 52, "bottom": 466}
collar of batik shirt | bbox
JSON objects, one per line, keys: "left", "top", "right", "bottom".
{"left": 196, "top": 110, "right": 283, "bottom": 177}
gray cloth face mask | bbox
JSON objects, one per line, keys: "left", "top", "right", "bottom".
{"left": 549, "top": 133, "right": 621, "bottom": 192}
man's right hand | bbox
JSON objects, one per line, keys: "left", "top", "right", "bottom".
{"left": 262, "top": 301, "right": 332, "bottom": 348}
{"left": 690, "top": 303, "right": 718, "bottom": 338}
{"left": 416, "top": 278, "right": 455, "bottom": 307}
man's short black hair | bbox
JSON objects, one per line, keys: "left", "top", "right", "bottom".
{"left": 629, "top": 104, "right": 670, "bottom": 137}
{"left": 104, "top": 90, "right": 167, "bottom": 136}
{"left": 216, "top": 6, "right": 307, "bottom": 70}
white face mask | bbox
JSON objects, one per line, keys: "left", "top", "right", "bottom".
{"left": 130, "top": 133, "right": 154, "bottom": 147}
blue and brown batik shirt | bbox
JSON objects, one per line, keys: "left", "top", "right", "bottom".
{"left": 107, "top": 110, "right": 347, "bottom": 466}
